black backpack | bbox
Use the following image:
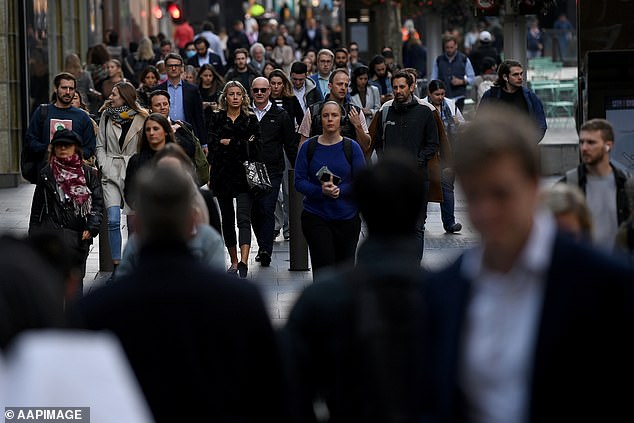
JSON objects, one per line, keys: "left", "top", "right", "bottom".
{"left": 21, "top": 104, "right": 49, "bottom": 184}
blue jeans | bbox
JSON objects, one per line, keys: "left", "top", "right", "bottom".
{"left": 252, "top": 173, "right": 283, "bottom": 254}
{"left": 440, "top": 168, "right": 456, "bottom": 230}
{"left": 107, "top": 206, "right": 122, "bottom": 261}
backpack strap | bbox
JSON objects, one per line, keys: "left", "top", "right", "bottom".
{"left": 38, "top": 104, "right": 49, "bottom": 145}
{"left": 306, "top": 136, "right": 354, "bottom": 172}
{"left": 565, "top": 168, "right": 579, "bottom": 187}
{"left": 342, "top": 137, "right": 353, "bottom": 167}
{"left": 40, "top": 104, "right": 49, "bottom": 129}
{"left": 308, "top": 102, "right": 323, "bottom": 138}
{"left": 306, "top": 136, "right": 318, "bottom": 167}
{"left": 381, "top": 105, "right": 390, "bottom": 151}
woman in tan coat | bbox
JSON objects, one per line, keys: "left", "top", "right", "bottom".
{"left": 96, "top": 81, "right": 148, "bottom": 275}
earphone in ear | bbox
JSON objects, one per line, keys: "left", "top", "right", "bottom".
{"left": 606, "top": 145, "right": 610, "bottom": 152}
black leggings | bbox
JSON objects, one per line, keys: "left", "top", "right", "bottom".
{"left": 301, "top": 210, "right": 361, "bottom": 275}
{"left": 217, "top": 193, "right": 252, "bottom": 248}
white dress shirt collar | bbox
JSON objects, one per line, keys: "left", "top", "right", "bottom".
{"left": 252, "top": 101, "right": 272, "bottom": 121}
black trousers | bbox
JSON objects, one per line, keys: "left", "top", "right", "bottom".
{"left": 217, "top": 193, "right": 252, "bottom": 248}
{"left": 301, "top": 210, "right": 361, "bottom": 276}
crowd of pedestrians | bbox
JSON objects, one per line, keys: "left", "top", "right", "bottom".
{"left": 5, "top": 11, "right": 634, "bottom": 423}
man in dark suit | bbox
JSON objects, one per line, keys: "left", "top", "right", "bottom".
{"left": 76, "top": 166, "right": 291, "bottom": 422}
{"left": 153, "top": 53, "right": 207, "bottom": 152}
{"left": 299, "top": 18, "right": 322, "bottom": 52}
{"left": 186, "top": 36, "right": 224, "bottom": 75}
{"left": 423, "top": 106, "right": 634, "bottom": 423}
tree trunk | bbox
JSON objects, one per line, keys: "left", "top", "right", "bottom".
{"left": 380, "top": 1, "right": 403, "bottom": 66}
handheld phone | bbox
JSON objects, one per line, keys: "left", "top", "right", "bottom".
{"left": 316, "top": 166, "right": 341, "bottom": 185}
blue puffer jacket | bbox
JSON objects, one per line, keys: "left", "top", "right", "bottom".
{"left": 480, "top": 86, "right": 548, "bottom": 141}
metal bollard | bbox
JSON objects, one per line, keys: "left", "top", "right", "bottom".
{"left": 98, "top": 208, "right": 113, "bottom": 272}
{"left": 287, "top": 169, "right": 310, "bottom": 271}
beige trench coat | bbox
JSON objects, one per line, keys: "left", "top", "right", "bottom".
{"left": 95, "top": 112, "right": 146, "bottom": 212}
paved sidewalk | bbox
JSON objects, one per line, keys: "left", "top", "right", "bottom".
{"left": 0, "top": 183, "right": 480, "bottom": 325}
{"left": 0, "top": 176, "right": 562, "bottom": 326}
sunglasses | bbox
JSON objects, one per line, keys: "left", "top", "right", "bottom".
{"left": 166, "top": 63, "right": 182, "bottom": 69}
{"left": 252, "top": 87, "right": 268, "bottom": 93}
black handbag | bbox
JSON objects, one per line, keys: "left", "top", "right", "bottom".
{"left": 243, "top": 136, "right": 272, "bottom": 196}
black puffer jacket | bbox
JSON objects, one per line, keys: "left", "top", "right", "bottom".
{"left": 29, "top": 164, "right": 103, "bottom": 236}
{"left": 208, "top": 111, "right": 261, "bottom": 197}
{"left": 124, "top": 147, "right": 161, "bottom": 210}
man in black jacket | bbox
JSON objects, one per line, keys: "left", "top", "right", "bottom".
{"left": 77, "top": 166, "right": 291, "bottom": 422}
{"left": 224, "top": 48, "right": 261, "bottom": 94}
{"left": 250, "top": 77, "right": 298, "bottom": 266}
{"left": 374, "top": 70, "right": 439, "bottom": 260}
{"left": 153, "top": 53, "right": 207, "bottom": 153}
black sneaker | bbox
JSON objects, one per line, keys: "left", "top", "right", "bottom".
{"left": 254, "top": 252, "right": 261, "bottom": 262}
{"left": 259, "top": 250, "right": 271, "bottom": 267}
{"left": 445, "top": 223, "right": 463, "bottom": 234}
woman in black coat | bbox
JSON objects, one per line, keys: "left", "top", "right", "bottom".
{"left": 268, "top": 69, "right": 304, "bottom": 129}
{"left": 29, "top": 129, "right": 103, "bottom": 297}
{"left": 124, "top": 113, "right": 175, "bottom": 210}
{"left": 208, "top": 81, "right": 261, "bottom": 278}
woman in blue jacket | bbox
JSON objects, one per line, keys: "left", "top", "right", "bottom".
{"left": 295, "top": 101, "right": 366, "bottom": 277}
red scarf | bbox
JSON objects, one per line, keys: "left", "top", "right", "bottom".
{"left": 51, "top": 154, "right": 92, "bottom": 217}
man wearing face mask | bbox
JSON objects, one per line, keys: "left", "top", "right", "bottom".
{"left": 186, "top": 37, "right": 224, "bottom": 75}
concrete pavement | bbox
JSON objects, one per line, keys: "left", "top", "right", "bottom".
{"left": 1, "top": 178, "right": 565, "bottom": 326}
{"left": 0, "top": 122, "right": 573, "bottom": 325}
{"left": 0, "top": 182, "right": 481, "bottom": 325}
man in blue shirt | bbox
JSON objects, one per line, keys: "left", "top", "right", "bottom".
{"left": 154, "top": 53, "right": 206, "bottom": 152}
{"left": 309, "top": 49, "right": 334, "bottom": 101}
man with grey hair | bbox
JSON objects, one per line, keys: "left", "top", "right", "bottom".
{"left": 249, "top": 42, "right": 267, "bottom": 75}
{"left": 77, "top": 165, "right": 292, "bottom": 422}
